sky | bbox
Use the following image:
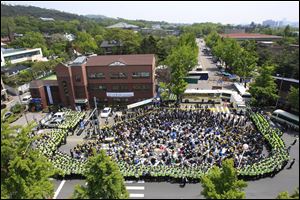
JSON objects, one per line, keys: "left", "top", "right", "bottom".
{"left": 3, "top": 1, "right": 299, "bottom": 24}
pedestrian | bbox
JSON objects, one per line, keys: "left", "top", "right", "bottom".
{"left": 287, "top": 158, "right": 296, "bottom": 169}
{"left": 291, "top": 138, "right": 298, "bottom": 146}
{"left": 287, "top": 145, "right": 292, "bottom": 153}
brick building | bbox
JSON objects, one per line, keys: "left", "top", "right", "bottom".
{"left": 30, "top": 54, "right": 156, "bottom": 110}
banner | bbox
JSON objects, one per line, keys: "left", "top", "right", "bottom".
{"left": 106, "top": 92, "right": 134, "bottom": 97}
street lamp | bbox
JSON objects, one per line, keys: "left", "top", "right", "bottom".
{"left": 238, "top": 143, "right": 249, "bottom": 168}
{"left": 275, "top": 74, "right": 284, "bottom": 109}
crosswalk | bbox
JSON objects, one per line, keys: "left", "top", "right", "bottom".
{"left": 125, "top": 180, "right": 145, "bottom": 198}
{"left": 209, "top": 106, "right": 230, "bottom": 114}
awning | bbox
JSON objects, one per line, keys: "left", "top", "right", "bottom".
{"left": 127, "top": 98, "right": 153, "bottom": 109}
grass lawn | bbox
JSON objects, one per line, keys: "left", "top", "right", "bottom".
{"left": 41, "top": 74, "right": 57, "bottom": 80}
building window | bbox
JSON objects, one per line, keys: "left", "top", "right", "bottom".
{"left": 133, "top": 84, "right": 151, "bottom": 91}
{"left": 111, "top": 85, "right": 128, "bottom": 91}
{"left": 99, "top": 85, "right": 106, "bottom": 91}
{"left": 132, "top": 72, "right": 150, "bottom": 78}
{"left": 110, "top": 72, "right": 127, "bottom": 79}
{"left": 62, "top": 81, "right": 69, "bottom": 96}
{"left": 88, "top": 72, "right": 105, "bottom": 79}
{"left": 75, "top": 75, "right": 81, "bottom": 82}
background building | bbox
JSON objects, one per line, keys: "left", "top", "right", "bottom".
{"left": 30, "top": 54, "right": 156, "bottom": 110}
{"left": 1, "top": 47, "right": 47, "bottom": 66}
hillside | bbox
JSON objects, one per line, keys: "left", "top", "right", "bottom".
{"left": 1, "top": 3, "right": 85, "bottom": 21}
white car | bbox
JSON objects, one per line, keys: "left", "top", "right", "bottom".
{"left": 45, "top": 118, "right": 64, "bottom": 128}
{"left": 21, "top": 95, "right": 32, "bottom": 104}
{"left": 100, "top": 107, "right": 111, "bottom": 118}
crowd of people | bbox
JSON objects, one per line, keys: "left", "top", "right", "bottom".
{"left": 71, "top": 107, "right": 267, "bottom": 171}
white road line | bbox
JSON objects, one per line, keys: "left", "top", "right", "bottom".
{"left": 125, "top": 180, "right": 134, "bottom": 183}
{"left": 129, "top": 194, "right": 144, "bottom": 198}
{"left": 53, "top": 180, "right": 66, "bottom": 199}
{"left": 126, "top": 186, "right": 145, "bottom": 190}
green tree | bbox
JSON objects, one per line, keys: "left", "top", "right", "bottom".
{"left": 200, "top": 159, "right": 247, "bottom": 199}
{"left": 74, "top": 31, "right": 98, "bottom": 54}
{"left": 156, "top": 35, "right": 179, "bottom": 64}
{"left": 1, "top": 112, "right": 55, "bottom": 199}
{"left": 72, "top": 150, "right": 129, "bottom": 199}
{"left": 205, "top": 31, "right": 221, "bottom": 49}
{"left": 10, "top": 31, "right": 49, "bottom": 56}
{"left": 249, "top": 64, "right": 278, "bottom": 106}
{"left": 232, "top": 48, "right": 258, "bottom": 87}
{"left": 139, "top": 35, "right": 157, "bottom": 54}
{"left": 276, "top": 188, "right": 299, "bottom": 199}
{"left": 287, "top": 86, "right": 299, "bottom": 112}
{"left": 166, "top": 45, "right": 197, "bottom": 101}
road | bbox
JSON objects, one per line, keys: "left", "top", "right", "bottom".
{"left": 187, "top": 38, "right": 234, "bottom": 91}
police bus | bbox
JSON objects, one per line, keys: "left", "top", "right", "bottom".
{"left": 233, "top": 82, "right": 252, "bottom": 102}
{"left": 271, "top": 109, "right": 299, "bottom": 130}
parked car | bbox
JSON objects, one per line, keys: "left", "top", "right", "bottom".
{"left": 45, "top": 118, "right": 64, "bottom": 128}
{"left": 21, "top": 95, "right": 32, "bottom": 104}
{"left": 100, "top": 107, "right": 112, "bottom": 118}
{"left": 53, "top": 112, "right": 65, "bottom": 120}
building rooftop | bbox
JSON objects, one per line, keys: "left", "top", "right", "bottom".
{"left": 86, "top": 54, "right": 155, "bottom": 66}
{"left": 1, "top": 47, "right": 41, "bottom": 55}
{"left": 1, "top": 65, "right": 30, "bottom": 75}
{"left": 220, "top": 33, "right": 283, "bottom": 39}
{"left": 107, "top": 22, "right": 139, "bottom": 29}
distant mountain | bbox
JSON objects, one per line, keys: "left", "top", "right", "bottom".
{"left": 1, "top": 3, "right": 86, "bottom": 21}
{"left": 85, "top": 14, "right": 111, "bottom": 19}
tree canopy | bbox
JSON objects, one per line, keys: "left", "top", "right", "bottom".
{"left": 72, "top": 149, "right": 129, "bottom": 199}
{"left": 1, "top": 111, "right": 55, "bottom": 199}
{"left": 287, "top": 86, "right": 299, "bottom": 112}
{"left": 249, "top": 64, "right": 278, "bottom": 107}
{"left": 200, "top": 159, "right": 247, "bottom": 199}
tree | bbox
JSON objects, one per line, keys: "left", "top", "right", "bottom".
{"left": 156, "top": 36, "right": 179, "bottom": 64}
{"left": 287, "top": 86, "right": 299, "bottom": 112}
{"left": 276, "top": 188, "right": 299, "bottom": 199}
{"left": 10, "top": 31, "right": 50, "bottom": 56}
{"left": 139, "top": 35, "right": 157, "bottom": 54}
{"left": 232, "top": 48, "right": 258, "bottom": 87}
{"left": 205, "top": 31, "right": 221, "bottom": 49}
{"left": 74, "top": 31, "right": 98, "bottom": 54}
{"left": 1, "top": 111, "right": 55, "bottom": 199}
{"left": 72, "top": 150, "right": 129, "bottom": 199}
{"left": 166, "top": 45, "right": 198, "bottom": 102}
{"left": 249, "top": 64, "right": 278, "bottom": 107}
{"left": 200, "top": 159, "right": 247, "bottom": 199}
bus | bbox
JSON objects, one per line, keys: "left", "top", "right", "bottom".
{"left": 271, "top": 109, "right": 299, "bottom": 130}
{"left": 233, "top": 82, "right": 252, "bottom": 101}
{"left": 188, "top": 71, "right": 209, "bottom": 80}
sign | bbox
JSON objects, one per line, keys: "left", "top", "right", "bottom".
{"left": 127, "top": 98, "right": 153, "bottom": 109}
{"left": 106, "top": 92, "right": 134, "bottom": 97}
{"left": 75, "top": 99, "right": 88, "bottom": 104}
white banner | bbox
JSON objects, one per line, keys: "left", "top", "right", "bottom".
{"left": 106, "top": 92, "right": 134, "bottom": 97}
{"left": 46, "top": 85, "right": 53, "bottom": 104}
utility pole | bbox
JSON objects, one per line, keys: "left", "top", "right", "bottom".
{"left": 275, "top": 74, "right": 284, "bottom": 109}
{"left": 94, "top": 97, "right": 100, "bottom": 134}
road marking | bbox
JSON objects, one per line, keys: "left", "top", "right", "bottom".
{"left": 126, "top": 186, "right": 145, "bottom": 190}
{"left": 129, "top": 194, "right": 144, "bottom": 198}
{"left": 125, "top": 180, "right": 134, "bottom": 183}
{"left": 53, "top": 180, "right": 66, "bottom": 199}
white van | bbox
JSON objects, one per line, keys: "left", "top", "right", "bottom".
{"left": 53, "top": 112, "right": 65, "bottom": 120}
{"left": 21, "top": 95, "right": 32, "bottom": 104}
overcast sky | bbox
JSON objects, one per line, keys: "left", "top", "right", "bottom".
{"left": 3, "top": 1, "right": 299, "bottom": 24}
